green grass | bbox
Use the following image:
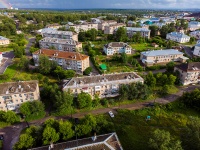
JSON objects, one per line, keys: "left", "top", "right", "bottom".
{"left": 0, "top": 46, "right": 12, "bottom": 52}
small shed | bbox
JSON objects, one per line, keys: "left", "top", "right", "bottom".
{"left": 99, "top": 64, "right": 107, "bottom": 70}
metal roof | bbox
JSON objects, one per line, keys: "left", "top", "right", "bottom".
{"left": 141, "top": 49, "right": 183, "bottom": 57}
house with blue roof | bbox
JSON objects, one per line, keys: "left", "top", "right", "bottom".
{"left": 140, "top": 49, "right": 188, "bottom": 66}
{"left": 166, "top": 32, "right": 190, "bottom": 43}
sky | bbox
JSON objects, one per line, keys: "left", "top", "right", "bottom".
{"left": 2, "top": 0, "right": 200, "bottom": 9}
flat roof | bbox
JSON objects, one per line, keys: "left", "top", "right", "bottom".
{"left": 125, "top": 27, "right": 150, "bottom": 32}
{"left": 141, "top": 49, "right": 184, "bottom": 57}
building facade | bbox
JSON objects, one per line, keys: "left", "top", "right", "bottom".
{"left": 190, "top": 30, "right": 200, "bottom": 39}
{"left": 0, "top": 52, "right": 3, "bottom": 65}
{"left": 98, "top": 20, "right": 117, "bottom": 30}
{"left": 0, "top": 81, "right": 40, "bottom": 112}
{"left": 125, "top": 27, "right": 151, "bottom": 39}
{"left": 188, "top": 21, "right": 200, "bottom": 31}
{"left": 63, "top": 72, "right": 144, "bottom": 98}
{"left": 166, "top": 32, "right": 190, "bottom": 43}
{"left": 67, "top": 23, "right": 98, "bottom": 33}
{"left": 174, "top": 62, "right": 200, "bottom": 85}
{"left": 39, "top": 37, "right": 82, "bottom": 52}
{"left": 103, "top": 42, "right": 132, "bottom": 55}
{"left": 104, "top": 23, "right": 125, "bottom": 34}
{"left": 140, "top": 49, "right": 188, "bottom": 66}
{"left": 0, "top": 36, "right": 10, "bottom": 45}
{"left": 33, "top": 49, "right": 89, "bottom": 73}
{"left": 193, "top": 43, "right": 200, "bottom": 57}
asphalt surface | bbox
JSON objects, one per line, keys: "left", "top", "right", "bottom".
{"left": 25, "top": 37, "right": 35, "bottom": 56}
{"left": 183, "top": 46, "right": 193, "bottom": 58}
{"left": 0, "top": 85, "right": 200, "bottom": 150}
{"left": 0, "top": 51, "right": 15, "bottom": 74}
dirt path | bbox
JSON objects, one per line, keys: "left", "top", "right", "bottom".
{"left": 0, "top": 85, "right": 199, "bottom": 150}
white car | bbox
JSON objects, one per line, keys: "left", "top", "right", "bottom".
{"left": 108, "top": 111, "right": 114, "bottom": 118}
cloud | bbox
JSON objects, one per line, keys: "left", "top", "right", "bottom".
{"left": 2, "top": 0, "right": 200, "bottom": 9}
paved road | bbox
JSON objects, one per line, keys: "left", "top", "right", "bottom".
{"left": 0, "top": 51, "right": 15, "bottom": 74}
{"left": 25, "top": 37, "right": 35, "bottom": 56}
{"left": 183, "top": 46, "right": 193, "bottom": 58}
{"left": 1, "top": 84, "right": 200, "bottom": 150}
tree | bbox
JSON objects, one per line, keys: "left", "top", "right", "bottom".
{"left": 115, "top": 27, "right": 127, "bottom": 42}
{"left": 77, "top": 92, "right": 92, "bottom": 109}
{"left": 13, "top": 46, "right": 25, "bottom": 58}
{"left": 145, "top": 71, "right": 156, "bottom": 88}
{"left": 168, "top": 74, "right": 176, "bottom": 85}
{"left": 149, "top": 26, "right": 159, "bottom": 37}
{"left": 42, "top": 126, "right": 60, "bottom": 145}
{"left": 87, "top": 29, "right": 98, "bottom": 41}
{"left": 121, "top": 52, "right": 128, "bottom": 64}
{"left": 78, "top": 31, "right": 86, "bottom": 42}
{"left": 166, "top": 61, "right": 175, "bottom": 73}
{"left": 38, "top": 55, "right": 52, "bottom": 74}
{"left": 119, "top": 84, "right": 129, "bottom": 100}
{"left": 148, "top": 129, "right": 183, "bottom": 150}
{"left": 17, "top": 56, "right": 29, "bottom": 70}
{"left": 54, "top": 66, "right": 75, "bottom": 80}
{"left": 190, "top": 37, "right": 196, "bottom": 44}
{"left": 3, "top": 111, "right": 20, "bottom": 124}
{"left": 59, "top": 120, "right": 74, "bottom": 140}
{"left": 160, "top": 25, "right": 169, "bottom": 38}
{"left": 14, "top": 134, "right": 35, "bottom": 150}
{"left": 83, "top": 67, "right": 92, "bottom": 75}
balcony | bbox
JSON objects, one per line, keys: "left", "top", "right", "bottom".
{"left": 5, "top": 100, "right": 14, "bottom": 104}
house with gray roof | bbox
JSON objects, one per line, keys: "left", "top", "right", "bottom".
{"left": 193, "top": 43, "right": 200, "bottom": 57}
{"left": 140, "top": 49, "right": 188, "bottom": 66}
{"left": 188, "top": 21, "right": 200, "bottom": 31}
{"left": 0, "top": 36, "right": 10, "bottom": 45}
{"left": 166, "top": 32, "right": 190, "bottom": 43}
{"left": 190, "top": 30, "right": 200, "bottom": 39}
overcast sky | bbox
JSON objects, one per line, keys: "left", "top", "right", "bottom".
{"left": 3, "top": 0, "right": 200, "bottom": 9}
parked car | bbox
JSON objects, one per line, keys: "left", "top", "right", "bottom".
{"left": 108, "top": 111, "right": 114, "bottom": 118}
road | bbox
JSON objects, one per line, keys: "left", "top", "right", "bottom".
{"left": 0, "top": 51, "right": 15, "bottom": 74}
{"left": 183, "top": 46, "right": 193, "bottom": 58}
{"left": 25, "top": 37, "right": 36, "bottom": 56}
{"left": 0, "top": 84, "right": 200, "bottom": 150}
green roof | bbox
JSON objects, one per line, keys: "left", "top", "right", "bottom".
{"left": 99, "top": 64, "right": 107, "bottom": 70}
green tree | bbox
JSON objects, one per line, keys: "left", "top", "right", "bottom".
{"left": 3, "top": 111, "right": 20, "bottom": 124}
{"left": 38, "top": 55, "right": 52, "bottom": 74}
{"left": 166, "top": 61, "right": 175, "bottom": 73}
{"left": 13, "top": 46, "right": 25, "bottom": 58}
{"left": 83, "top": 67, "right": 92, "bottom": 75}
{"left": 14, "top": 134, "right": 35, "bottom": 150}
{"left": 77, "top": 92, "right": 92, "bottom": 109}
{"left": 17, "top": 56, "right": 29, "bottom": 70}
{"left": 149, "top": 26, "right": 159, "bottom": 37}
{"left": 78, "top": 31, "right": 86, "bottom": 42}
{"left": 42, "top": 126, "right": 59, "bottom": 145}
{"left": 121, "top": 52, "right": 128, "bottom": 64}
{"left": 168, "top": 74, "right": 176, "bottom": 85}
{"left": 54, "top": 66, "right": 75, "bottom": 79}
{"left": 148, "top": 129, "right": 183, "bottom": 150}
{"left": 145, "top": 71, "right": 156, "bottom": 88}
{"left": 190, "top": 37, "right": 196, "bottom": 44}
{"left": 59, "top": 120, "right": 74, "bottom": 140}
{"left": 160, "top": 25, "right": 169, "bottom": 38}
{"left": 115, "top": 27, "right": 127, "bottom": 42}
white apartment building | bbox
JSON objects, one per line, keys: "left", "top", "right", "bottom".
{"left": 39, "top": 37, "right": 82, "bottom": 52}
{"left": 125, "top": 27, "right": 151, "bottom": 39}
{"left": 166, "top": 32, "right": 190, "bottom": 43}
{"left": 0, "top": 81, "right": 40, "bottom": 112}
{"left": 98, "top": 20, "right": 117, "bottom": 30}
{"left": 188, "top": 21, "right": 200, "bottom": 31}
{"left": 40, "top": 28, "right": 78, "bottom": 41}
{"left": 63, "top": 72, "right": 144, "bottom": 98}
{"left": 66, "top": 22, "right": 98, "bottom": 33}
{"left": 140, "top": 49, "right": 188, "bottom": 66}
{"left": 103, "top": 42, "right": 132, "bottom": 55}
{"left": 0, "top": 36, "right": 10, "bottom": 45}
{"left": 33, "top": 49, "right": 89, "bottom": 73}
{"left": 0, "top": 52, "right": 3, "bottom": 65}
{"left": 174, "top": 62, "right": 200, "bottom": 85}
{"left": 193, "top": 43, "right": 200, "bottom": 57}
{"left": 190, "top": 30, "right": 200, "bottom": 39}
{"left": 104, "top": 23, "right": 125, "bottom": 34}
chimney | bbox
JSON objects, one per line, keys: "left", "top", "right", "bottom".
{"left": 92, "top": 132, "right": 97, "bottom": 141}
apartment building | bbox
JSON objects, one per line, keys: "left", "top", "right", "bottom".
{"left": 166, "top": 32, "right": 190, "bottom": 43}
{"left": 125, "top": 27, "right": 151, "bottom": 39}
{"left": 98, "top": 20, "right": 117, "bottom": 30}
{"left": 0, "top": 36, "right": 10, "bottom": 45}
{"left": 41, "top": 28, "right": 78, "bottom": 41}
{"left": 46, "top": 23, "right": 62, "bottom": 29}
{"left": 103, "top": 42, "right": 132, "bottom": 55}
{"left": 188, "top": 21, "right": 200, "bottom": 31}
{"left": 190, "top": 30, "right": 200, "bottom": 39}
{"left": 174, "top": 62, "right": 200, "bottom": 85}
{"left": 140, "top": 49, "right": 188, "bottom": 66}
{"left": 39, "top": 37, "right": 82, "bottom": 52}
{"left": 63, "top": 72, "right": 144, "bottom": 98}
{"left": 33, "top": 49, "right": 89, "bottom": 73}
{"left": 193, "top": 43, "right": 200, "bottom": 57}
{"left": 29, "top": 132, "right": 123, "bottom": 150}
{"left": 67, "top": 22, "right": 98, "bottom": 33}
{"left": 0, "top": 81, "right": 40, "bottom": 112}
{"left": 104, "top": 23, "right": 125, "bottom": 34}
{"left": 127, "top": 20, "right": 136, "bottom": 27}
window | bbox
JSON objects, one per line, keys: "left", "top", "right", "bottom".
{"left": 20, "top": 99, "right": 23, "bottom": 102}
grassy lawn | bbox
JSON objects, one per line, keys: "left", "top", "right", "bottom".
{"left": 0, "top": 46, "right": 12, "bottom": 52}
{"left": 110, "top": 102, "right": 200, "bottom": 150}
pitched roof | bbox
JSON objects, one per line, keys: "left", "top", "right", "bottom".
{"left": 167, "top": 32, "right": 190, "bottom": 38}
{"left": 175, "top": 62, "right": 200, "bottom": 72}
{"left": 39, "top": 37, "right": 78, "bottom": 45}
{"left": 104, "top": 42, "right": 131, "bottom": 49}
{"left": 141, "top": 49, "right": 183, "bottom": 57}
{"left": 125, "top": 27, "right": 150, "bottom": 32}
{"left": 0, "top": 36, "right": 9, "bottom": 40}
{"left": 33, "top": 49, "right": 89, "bottom": 61}
{"left": 28, "top": 132, "right": 123, "bottom": 150}
{"left": 0, "top": 80, "right": 38, "bottom": 95}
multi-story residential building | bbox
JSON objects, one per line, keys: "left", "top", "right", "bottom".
{"left": 41, "top": 28, "right": 78, "bottom": 41}
{"left": 0, "top": 81, "right": 40, "bottom": 112}
{"left": 140, "top": 49, "right": 188, "bottom": 66}
{"left": 166, "top": 32, "right": 190, "bottom": 43}
{"left": 66, "top": 22, "right": 98, "bottom": 33}
{"left": 127, "top": 20, "right": 136, "bottom": 27}
{"left": 103, "top": 42, "right": 132, "bottom": 55}
{"left": 190, "top": 30, "right": 200, "bottom": 39}
{"left": 188, "top": 21, "right": 200, "bottom": 31}
{"left": 39, "top": 37, "right": 82, "bottom": 52}
{"left": 104, "top": 23, "right": 125, "bottom": 34}
{"left": 91, "top": 18, "right": 101, "bottom": 24}
{"left": 63, "top": 72, "right": 144, "bottom": 98}
{"left": 174, "top": 62, "right": 200, "bottom": 85}
{"left": 33, "top": 49, "right": 89, "bottom": 73}
{"left": 193, "top": 43, "right": 200, "bottom": 57}
{"left": 98, "top": 20, "right": 117, "bottom": 30}
{"left": 0, "top": 36, "right": 10, "bottom": 45}
{"left": 125, "top": 27, "right": 151, "bottom": 39}
{"left": 29, "top": 132, "right": 123, "bottom": 150}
